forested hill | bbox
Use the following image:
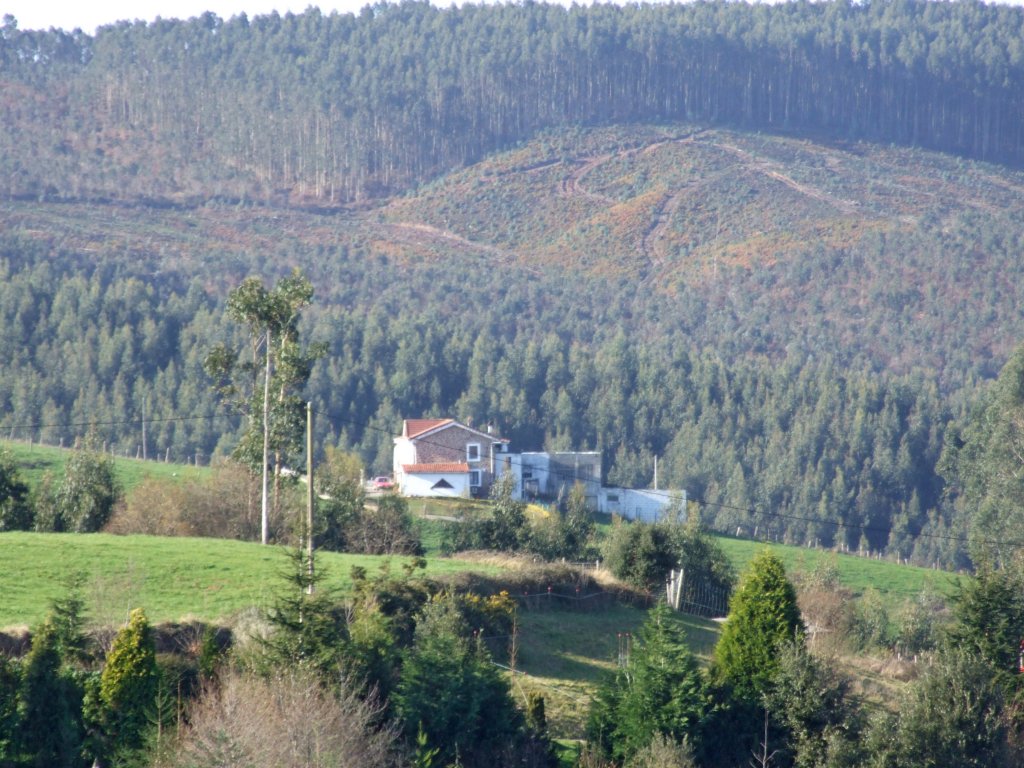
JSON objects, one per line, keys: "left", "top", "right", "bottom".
{"left": 5, "top": 119, "right": 1024, "bottom": 567}
{"left": 3, "top": 0, "right": 1024, "bottom": 566}
{"left": 2, "top": 0, "right": 1024, "bottom": 206}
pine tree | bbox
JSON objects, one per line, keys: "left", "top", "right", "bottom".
{"left": 17, "top": 621, "right": 84, "bottom": 768}
{"left": 587, "top": 602, "right": 707, "bottom": 764}
{"left": 711, "top": 549, "right": 803, "bottom": 702}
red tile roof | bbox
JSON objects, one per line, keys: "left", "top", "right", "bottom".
{"left": 402, "top": 463, "right": 470, "bottom": 474}
{"left": 404, "top": 418, "right": 453, "bottom": 439}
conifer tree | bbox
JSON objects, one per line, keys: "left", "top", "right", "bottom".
{"left": 711, "top": 549, "right": 803, "bottom": 702}
{"left": 17, "top": 621, "right": 84, "bottom": 768}
{"left": 86, "top": 608, "right": 160, "bottom": 765}
{"left": 587, "top": 602, "right": 707, "bottom": 764}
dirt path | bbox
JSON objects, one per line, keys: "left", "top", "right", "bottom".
{"left": 383, "top": 221, "right": 541, "bottom": 275}
{"left": 558, "top": 152, "right": 618, "bottom": 204}
{"left": 710, "top": 140, "right": 862, "bottom": 216}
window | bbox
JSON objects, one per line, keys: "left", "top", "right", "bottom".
{"left": 431, "top": 479, "right": 454, "bottom": 490}
{"left": 467, "top": 443, "right": 481, "bottom": 462}
{"left": 469, "top": 470, "right": 482, "bottom": 487}
{"left": 607, "top": 494, "right": 619, "bottom": 503}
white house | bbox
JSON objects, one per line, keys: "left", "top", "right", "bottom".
{"left": 393, "top": 418, "right": 510, "bottom": 498}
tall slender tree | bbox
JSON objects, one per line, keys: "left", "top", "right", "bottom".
{"left": 204, "top": 268, "right": 324, "bottom": 543}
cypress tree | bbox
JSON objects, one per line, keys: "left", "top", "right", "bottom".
{"left": 711, "top": 549, "right": 803, "bottom": 702}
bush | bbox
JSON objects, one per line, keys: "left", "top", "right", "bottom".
{"left": 108, "top": 461, "right": 286, "bottom": 541}
{"left": 603, "top": 519, "right": 734, "bottom": 614}
{"left": 865, "top": 647, "right": 1012, "bottom": 768}
{"left": 56, "top": 441, "right": 121, "bottom": 533}
{"left": 343, "top": 495, "right": 422, "bottom": 556}
{"left": 0, "top": 449, "right": 32, "bottom": 531}
{"left": 165, "top": 670, "right": 401, "bottom": 768}
{"left": 603, "top": 522, "right": 681, "bottom": 592}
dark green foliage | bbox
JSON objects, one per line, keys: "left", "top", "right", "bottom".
{"left": 0, "top": 449, "right": 31, "bottom": 531}
{"left": 314, "top": 447, "right": 365, "bottom": 551}
{"left": 0, "top": 232, "right": 970, "bottom": 564}
{"left": 0, "top": 655, "right": 20, "bottom": 763}
{"left": 442, "top": 473, "right": 529, "bottom": 554}
{"left": 16, "top": 621, "right": 85, "bottom": 768}
{"left": 763, "top": 641, "right": 863, "bottom": 768}
{"left": 603, "top": 522, "right": 683, "bottom": 593}
{"left": 196, "top": 626, "right": 225, "bottom": 683}
{"left": 48, "top": 574, "right": 89, "bottom": 666}
{"left": 949, "top": 566, "right": 1024, "bottom": 680}
{"left": 711, "top": 549, "right": 803, "bottom": 702}
{"left": 865, "top": 648, "right": 1011, "bottom": 768}
{"left": 526, "top": 691, "right": 547, "bottom": 735}
{"left": 39, "top": 440, "right": 121, "bottom": 533}
{"left": 488, "top": 472, "right": 529, "bottom": 552}
{"left": 394, "top": 595, "right": 525, "bottom": 768}
{"left": 260, "top": 548, "right": 349, "bottom": 680}
{"left": 603, "top": 519, "right": 734, "bottom": 612}
{"left": 528, "top": 482, "right": 597, "bottom": 561}
{"left": 941, "top": 344, "right": 1024, "bottom": 566}
{"left": 587, "top": 603, "right": 707, "bottom": 764}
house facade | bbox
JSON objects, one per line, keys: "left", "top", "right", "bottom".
{"left": 507, "top": 451, "right": 602, "bottom": 508}
{"left": 393, "top": 418, "right": 510, "bottom": 498}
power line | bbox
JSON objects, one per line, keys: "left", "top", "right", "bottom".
{"left": 3, "top": 412, "right": 232, "bottom": 432}
{"left": 2, "top": 404, "right": 980, "bottom": 554}
{"left": 315, "top": 409, "right": 979, "bottom": 553}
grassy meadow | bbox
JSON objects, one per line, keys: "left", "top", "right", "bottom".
{"left": 0, "top": 532, "right": 498, "bottom": 630}
{"left": 1, "top": 439, "right": 212, "bottom": 492}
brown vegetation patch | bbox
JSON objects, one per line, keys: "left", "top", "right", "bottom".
{"left": 440, "top": 555, "right": 651, "bottom": 611}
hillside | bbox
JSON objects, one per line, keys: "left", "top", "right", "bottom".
{"left": 3, "top": 2, "right": 1024, "bottom": 566}
{"left": 6, "top": 122, "right": 1024, "bottom": 563}
{"left": 3, "top": 1, "right": 1024, "bottom": 205}
{"left": 5, "top": 124, "right": 1024, "bottom": 386}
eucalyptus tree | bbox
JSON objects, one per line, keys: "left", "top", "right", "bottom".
{"left": 204, "top": 268, "right": 324, "bottom": 544}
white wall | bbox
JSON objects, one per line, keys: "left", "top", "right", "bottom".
{"left": 599, "top": 488, "right": 686, "bottom": 522}
{"left": 401, "top": 472, "right": 470, "bottom": 498}
{"left": 393, "top": 438, "right": 418, "bottom": 479}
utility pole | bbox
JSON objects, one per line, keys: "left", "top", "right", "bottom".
{"left": 141, "top": 396, "right": 147, "bottom": 461}
{"left": 306, "top": 401, "right": 315, "bottom": 594}
{"left": 261, "top": 328, "right": 272, "bottom": 545}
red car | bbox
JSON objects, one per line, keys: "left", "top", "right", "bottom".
{"left": 372, "top": 476, "right": 394, "bottom": 491}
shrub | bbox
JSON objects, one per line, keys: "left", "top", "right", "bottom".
{"left": 165, "top": 670, "right": 400, "bottom": 768}
{"left": 108, "top": 461, "right": 286, "bottom": 541}
{"left": 0, "top": 449, "right": 32, "bottom": 531}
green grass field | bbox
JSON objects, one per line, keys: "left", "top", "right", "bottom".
{"left": 713, "top": 536, "right": 962, "bottom": 605}
{"left": 0, "top": 532, "right": 497, "bottom": 630}
{"left": 415, "top": 511, "right": 960, "bottom": 610}
{"left": 1, "top": 439, "right": 211, "bottom": 493}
